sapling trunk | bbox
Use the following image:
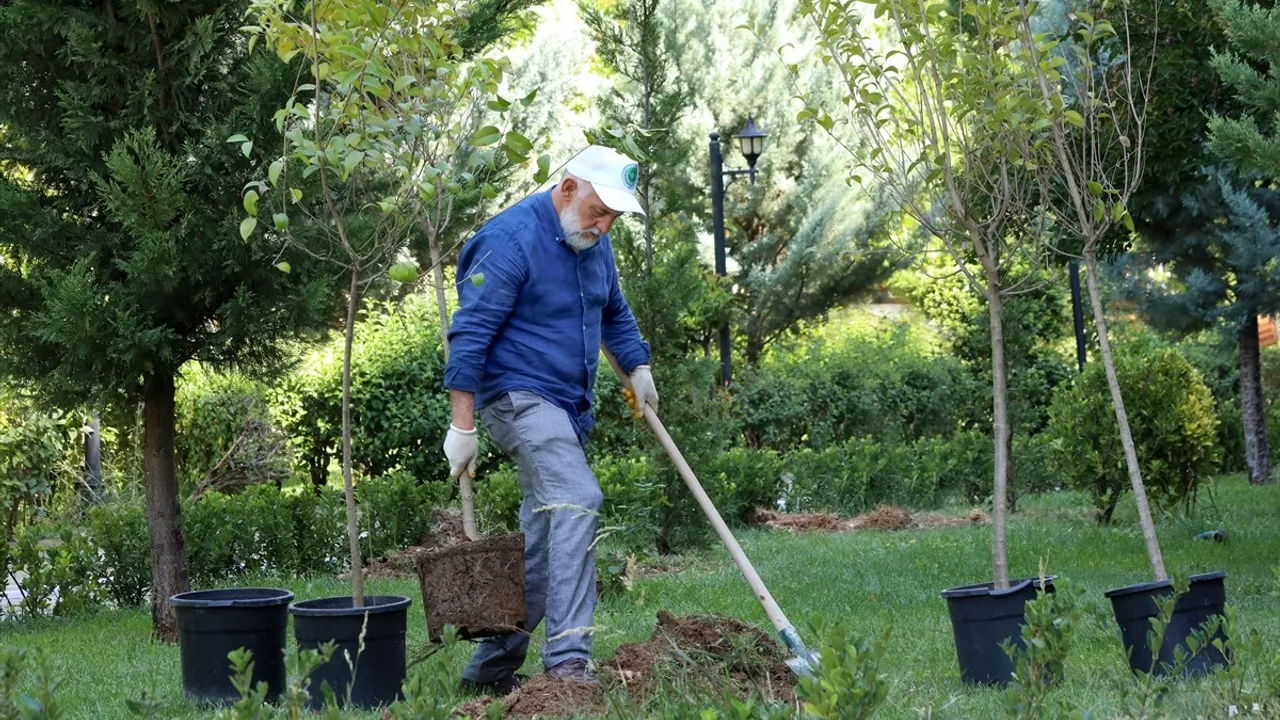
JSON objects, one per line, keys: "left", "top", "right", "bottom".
{"left": 428, "top": 230, "right": 451, "bottom": 361}
{"left": 342, "top": 270, "right": 364, "bottom": 607}
{"left": 1083, "top": 250, "right": 1167, "bottom": 581}
{"left": 985, "top": 265, "right": 1011, "bottom": 590}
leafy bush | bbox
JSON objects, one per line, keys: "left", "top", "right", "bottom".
{"left": 701, "top": 447, "right": 784, "bottom": 524}
{"left": 0, "top": 402, "right": 78, "bottom": 539}
{"left": 785, "top": 431, "right": 992, "bottom": 515}
{"left": 176, "top": 366, "right": 291, "bottom": 500}
{"left": 473, "top": 464, "right": 521, "bottom": 535}
{"left": 736, "top": 321, "right": 981, "bottom": 452}
{"left": 1046, "top": 347, "right": 1220, "bottom": 522}
{"left": 271, "top": 298, "right": 495, "bottom": 488}
{"left": 5, "top": 525, "right": 101, "bottom": 618}
{"left": 85, "top": 501, "right": 150, "bottom": 608}
{"left": 797, "top": 620, "right": 892, "bottom": 720}
{"left": 358, "top": 470, "right": 452, "bottom": 558}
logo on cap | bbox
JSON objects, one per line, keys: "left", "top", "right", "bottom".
{"left": 623, "top": 164, "right": 639, "bottom": 190}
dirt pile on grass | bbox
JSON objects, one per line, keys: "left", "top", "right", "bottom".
{"left": 605, "top": 611, "right": 796, "bottom": 703}
{"left": 850, "top": 504, "right": 914, "bottom": 531}
{"left": 455, "top": 676, "right": 607, "bottom": 720}
{"left": 751, "top": 507, "right": 850, "bottom": 531}
{"left": 751, "top": 505, "right": 989, "bottom": 534}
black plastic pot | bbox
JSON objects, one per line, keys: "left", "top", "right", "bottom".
{"left": 1105, "top": 570, "right": 1228, "bottom": 677}
{"left": 290, "top": 595, "right": 412, "bottom": 710}
{"left": 170, "top": 587, "right": 294, "bottom": 705}
{"left": 942, "top": 576, "right": 1055, "bottom": 686}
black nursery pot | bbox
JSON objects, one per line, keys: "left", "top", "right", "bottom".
{"left": 1105, "top": 570, "right": 1228, "bottom": 677}
{"left": 170, "top": 587, "right": 294, "bottom": 705}
{"left": 942, "top": 576, "right": 1056, "bottom": 686}
{"left": 290, "top": 595, "right": 412, "bottom": 710}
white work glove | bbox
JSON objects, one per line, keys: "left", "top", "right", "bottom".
{"left": 443, "top": 424, "right": 478, "bottom": 479}
{"left": 625, "top": 365, "right": 659, "bottom": 419}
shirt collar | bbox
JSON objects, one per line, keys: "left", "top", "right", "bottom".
{"left": 532, "top": 188, "right": 568, "bottom": 245}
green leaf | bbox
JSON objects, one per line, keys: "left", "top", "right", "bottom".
{"left": 818, "top": 114, "right": 835, "bottom": 132}
{"left": 239, "top": 216, "right": 257, "bottom": 241}
{"left": 1111, "top": 202, "right": 1125, "bottom": 222}
{"left": 226, "top": 134, "right": 249, "bottom": 144}
{"left": 520, "top": 89, "right": 538, "bottom": 107}
{"left": 471, "top": 126, "right": 503, "bottom": 147}
{"left": 273, "top": 213, "right": 290, "bottom": 230}
{"left": 504, "top": 131, "right": 534, "bottom": 156}
{"left": 240, "top": 141, "right": 253, "bottom": 159}
{"left": 1064, "top": 110, "right": 1085, "bottom": 128}
{"left": 488, "top": 96, "right": 512, "bottom": 112}
{"left": 276, "top": 261, "right": 291, "bottom": 274}
{"left": 268, "top": 159, "right": 283, "bottom": 187}
{"left": 471, "top": 272, "right": 485, "bottom": 287}
{"left": 342, "top": 151, "right": 364, "bottom": 175}
{"left": 1093, "top": 200, "right": 1105, "bottom": 224}
{"left": 533, "top": 154, "right": 551, "bottom": 184}
{"left": 1087, "top": 181, "right": 1103, "bottom": 197}
{"left": 394, "top": 75, "right": 416, "bottom": 92}
{"left": 1123, "top": 212, "right": 1135, "bottom": 233}
{"left": 243, "top": 190, "right": 259, "bottom": 217}
{"left": 481, "top": 184, "right": 497, "bottom": 200}
{"left": 291, "top": 188, "right": 303, "bottom": 203}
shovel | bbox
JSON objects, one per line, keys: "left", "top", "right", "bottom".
{"left": 603, "top": 348, "right": 821, "bottom": 677}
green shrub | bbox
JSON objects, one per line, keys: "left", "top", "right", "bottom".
{"left": 595, "top": 454, "right": 664, "bottom": 551}
{"left": 270, "top": 298, "right": 497, "bottom": 488}
{"left": 0, "top": 402, "right": 78, "bottom": 538}
{"left": 358, "top": 470, "right": 452, "bottom": 558}
{"left": 785, "top": 432, "right": 991, "bottom": 514}
{"left": 736, "top": 321, "right": 981, "bottom": 452}
{"left": 701, "top": 447, "right": 784, "bottom": 524}
{"left": 8, "top": 524, "right": 101, "bottom": 618}
{"left": 175, "top": 366, "right": 291, "bottom": 499}
{"left": 474, "top": 464, "right": 521, "bottom": 535}
{"left": 1047, "top": 348, "right": 1220, "bottom": 522}
{"left": 86, "top": 501, "right": 150, "bottom": 607}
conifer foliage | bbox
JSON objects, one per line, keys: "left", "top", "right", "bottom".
{"left": 0, "top": 0, "right": 339, "bottom": 640}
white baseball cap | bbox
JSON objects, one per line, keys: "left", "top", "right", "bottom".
{"left": 564, "top": 145, "right": 646, "bottom": 216}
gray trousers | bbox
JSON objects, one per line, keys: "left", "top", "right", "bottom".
{"left": 462, "top": 390, "right": 602, "bottom": 683}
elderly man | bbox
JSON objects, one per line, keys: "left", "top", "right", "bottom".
{"left": 442, "top": 145, "right": 657, "bottom": 692}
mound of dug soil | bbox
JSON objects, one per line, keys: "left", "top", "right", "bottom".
{"left": 850, "top": 504, "right": 914, "bottom": 531}
{"left": 456, "top": 677, "right": 606, "bottom": 720}
{"left": 751, "top": 508, "right": 850, "bottom": 531}
{"left": 605, "top": 611, "right": 796, "bottom": 703}
{"left": 752, "top": 505, "right": 989, "bottom": 535}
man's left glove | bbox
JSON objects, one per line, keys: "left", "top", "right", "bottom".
{"left": 444, "top": 424, "right": 478, "bottom": 479}
{"left": 625, "top": 365, "right": 659, "bottom": 419}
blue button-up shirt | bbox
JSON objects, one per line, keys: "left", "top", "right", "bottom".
{"left": 444, "top": 188, "right": 651, "bottom": 440}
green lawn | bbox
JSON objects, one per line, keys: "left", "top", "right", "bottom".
{"left": 4, "top": 476, "right": 1278, "bottom": 719}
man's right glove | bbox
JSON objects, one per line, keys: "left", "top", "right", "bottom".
{"left": 444, "top": 424, "right": 478, "bottom": 479}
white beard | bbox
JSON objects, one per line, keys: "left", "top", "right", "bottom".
{"left": 559, "top": 198, "right": 601, "bottom": 252}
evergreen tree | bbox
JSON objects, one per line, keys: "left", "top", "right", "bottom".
{"left": 0, "top": 0, "right": 338, "bottom": 639}
{"left": 1208, "top": 0, "right": 1280, "bottom": 175}
{"left": 669, "top": 0, "right": 900, "bottom": 364}
{"left": 1117, "top": 0, "right": 1278, "bottom": 484}
{"left": 1123, "top": 169, "right": 1280, "bottom": 485}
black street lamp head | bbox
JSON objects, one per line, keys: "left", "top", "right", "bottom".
{"left": 735, "top": 116, "right": 766, "bottom": 169}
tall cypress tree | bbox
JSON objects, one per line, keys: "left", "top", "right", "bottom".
{"left": 0, "top": 1, "right": 338, "bottom": 639}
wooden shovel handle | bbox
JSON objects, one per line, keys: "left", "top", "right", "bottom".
{"left": 459, "top": 472, "right": 479, "bottom": 541}
{"left": 601, "top": 347, "right": 795, "bottom": 637}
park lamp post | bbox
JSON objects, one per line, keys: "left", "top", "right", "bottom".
{"left": 710, "top": 116, "right": 767, "bottom": 386}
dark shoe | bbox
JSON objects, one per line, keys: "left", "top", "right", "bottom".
{"left": 459, "top": 673, "right": 525, "bottom": 697}
{"left": 545, "top": 658, "right": 598, "bottom": 684}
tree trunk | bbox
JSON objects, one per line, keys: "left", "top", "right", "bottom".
{"left": 143, "top": 370, "right": 190, "bottom": 642}
{"left": 985, "top": 267, "right": 1011, "bottom": 590}
{"left": 1083, "top": 250, "right": 1167, "bottom": 580}
{"left": 343, "top": 271, "right": 364, "bottom": 607}
{"left": 428, "top": 231, "right": 451, "bottom": 362}
{"left": 1239, "top": 317, "right": 1273, "bottom": 485}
